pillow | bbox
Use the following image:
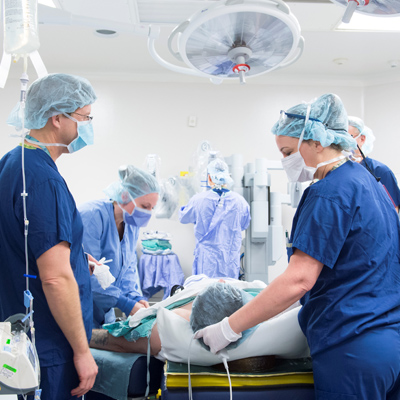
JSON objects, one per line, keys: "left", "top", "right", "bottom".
{"left": 156, "top": 305, "right": 310, "bottom": 366}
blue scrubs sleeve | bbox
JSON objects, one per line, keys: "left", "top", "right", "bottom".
{"left": 292, "top": 195, "right": 353, "bottom": 269}
{"left": 179, "top": 198, "right": 197, "bottom": 224}
{"left": 241, "top": 205, "right": 251, "bottom": 230}
{"left": 380, "top": 171, "right": 400, "bottom": 207}
{"left": 26, "top": 180, "right": 77, "bottom": 258}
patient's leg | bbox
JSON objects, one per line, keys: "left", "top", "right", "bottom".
{"left": 90, "top": 325, "right": 161, "bottom": 356}
{"left": 90, "top": 306, "right": 191, "bottom": 356}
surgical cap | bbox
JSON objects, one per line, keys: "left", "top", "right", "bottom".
{"left": 207, "top": 159, "right": 234, "bottom": 186}
{"left": 348, "top": 116, "right": 376, "bottom": 155}
{"left": 7, "top": 73, "right": 97, "bottom": 130}
{"left": 272, "top": 93, "right": 357, "bottom": 151}
{"left": 104, "top": 165, "right": 160, "bottom": 204}
{"left": 190, "top": 282, "right": 256, "bottom": 350}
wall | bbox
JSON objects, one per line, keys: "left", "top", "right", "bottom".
{"left": 3, "top": 77, "right": 388, "bottom": 283}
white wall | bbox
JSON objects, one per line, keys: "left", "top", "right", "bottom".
{"left": 3, "top": 77, "right": 396, "bottom": 283}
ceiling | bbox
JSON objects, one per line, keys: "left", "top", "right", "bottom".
{"left": 3, "top": 0, "right": 400, "bottom": 86}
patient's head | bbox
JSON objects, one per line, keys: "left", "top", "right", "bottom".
{"left": 190, "top": 282, "right": 254, "bottom": 350}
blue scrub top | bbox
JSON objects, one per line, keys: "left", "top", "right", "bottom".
{"left": 361, "top": 157, "right": 400, "bottom": 208}
{"left": 287, "top": 160, "right": 400, "bottom": 357}
{"left": 0, "top": 146, "right": 93, "bottom": 367}
{"left": 78, "top": 199, "right": 144, "bottom": 328}
{"left": 179, "top": 190, "right": 250, "bottom": 278}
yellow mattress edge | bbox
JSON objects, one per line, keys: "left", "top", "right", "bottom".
{"left": 165, "top": 372, "right": 314, "bottom": 388}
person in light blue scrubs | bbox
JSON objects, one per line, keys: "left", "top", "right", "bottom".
{"left": 179, "top": 159, "right": 250, "bottom": 278}
{"left": 348, "top": 116, "right": 400, "bottom": 213}
{"left": 194, "top": 94, "right": 400, "bottom": 400}
{"left": 79, "top": 165, "right": 160, "bottom": 328}
{"left": 0, "top": 74, "right": 98, "bottom": 399}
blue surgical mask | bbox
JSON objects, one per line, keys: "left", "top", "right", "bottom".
{"left": 120, "top": 199, "right": 152, "bottom": 227}
{"left": 63, "top": 113, "right": 94, "bottom": 153}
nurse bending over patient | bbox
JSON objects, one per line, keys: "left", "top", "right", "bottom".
{"left": 196, "top": 94, "right": 400, "bottom": 400}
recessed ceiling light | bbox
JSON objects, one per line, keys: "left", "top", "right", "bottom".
{"left": 38, "top": 0, "right": 56, "bottom": 8}
{"left": 333, "top": 58, "right": 348, "bottom": 66}
{"left": 336, "top": 13, "right": 400, "bottom": 32}
{"left": 94, "top": 29, "right": 119, "bottom": 38}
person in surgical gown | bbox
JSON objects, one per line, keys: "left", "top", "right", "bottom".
{"left": 348, "top": 116, "right": 400, "bottom": 212}
{"left": 79, "top": 165, "right": 160, "bottom": 328}
{"left": 179, "top": 159, "right": 250, "bottom": 278}
{"left": 195, "top": 94, "right": 400, "bottom": 400}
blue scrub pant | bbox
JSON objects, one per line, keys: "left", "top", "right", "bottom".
{"left": 19, "top": 359, "right": 81, "bottom": 400}
{"left": 312, "top": 325, "right": 400, "bottom": 399}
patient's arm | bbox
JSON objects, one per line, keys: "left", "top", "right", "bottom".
{"left": 90, "top": 304, "right": 192, "bottom": 356}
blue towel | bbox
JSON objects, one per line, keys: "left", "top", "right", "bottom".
{"left": 90, "top": 348, "right": 142, "bottom": 400}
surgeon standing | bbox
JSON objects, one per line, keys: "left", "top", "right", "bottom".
{"left": 179, "top": 159, "right": 250, "bottom": 278}
{"left": 195, "top": 94, "right": 400, "bottom": 400}
{"left": 79, "top": 165, "right": 160, "bottom": 328}
{"left": 348, "top": 116, "right": 400, "bottom": 212}
{"left": 0, "top": 74, "right": 98, "bottom": 399}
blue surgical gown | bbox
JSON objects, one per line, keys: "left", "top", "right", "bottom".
{"left": 79, "top": 199, "right": 144, "bottom": 328}
{"left": 179, "top": 190, "right": 250, "bottom": 278}
{"left": 0, "top": 148, "right": 92, "bottom": 369}
{"left": 361, "top": 157, "right": 400, "bottom": 208}
{"left": 287, "top": 160, "right": 400, "bottom": 398}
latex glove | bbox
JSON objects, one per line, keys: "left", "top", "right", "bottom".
{"left": 193, "top": 317, "right": 242, "bottom": 354}
{"left": 89, "top": 258, "right": 115, "bottom": 289}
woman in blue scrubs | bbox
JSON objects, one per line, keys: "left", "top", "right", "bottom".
{"left": 195, "top": 93, "right": 400, "bottom": 399}
{"left": 79, "top": 165, "right": 160, "bottom": 328}
{"left": 179, "top": 159, "right": 250, "bottom": 278}
{"left": 348, "top": 116, "right": 400, "bottom": 213}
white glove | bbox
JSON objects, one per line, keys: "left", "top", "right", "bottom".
{"left": 90, "top": 261, "right": 115, "bottom": 290}
{"left": 193, "top": 317, "right": 242, "bottom": 354}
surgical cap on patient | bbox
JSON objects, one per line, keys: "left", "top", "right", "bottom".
{"left": 207, "top": 159, "right": 234, "bottom": 186}
{"left": 272, "top": 93, "right": 357, "bottom": 151}
{"left": 104, "top": 165, "right": 160, "bottom": 204}
{"left": 348, "top": 116, "right": 376, "bottom": 155}
{"left": 7, "top": 73, "right": 97, "bottom": 130}
{"left": 190, "top": 282, "right": 256, "bottom": 351}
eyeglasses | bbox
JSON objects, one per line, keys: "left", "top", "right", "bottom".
{"left": 67, "top": 112, "right": 93, "bottom": 122}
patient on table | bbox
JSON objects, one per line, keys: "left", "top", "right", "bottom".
{"left": 89, "top": 275, "right": 305, "bottom": 363}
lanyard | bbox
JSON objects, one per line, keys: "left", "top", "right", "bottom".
{"left": 25, "top": 135, "right": 52, "bottom": 157}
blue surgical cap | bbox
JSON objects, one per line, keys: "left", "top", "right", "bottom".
{"left": 272, "top": 93, "right": 357, "bottom": 151}
{"left": 348, "top": 116, "right": 375, "bottom": 155}
{"left": 7, "top": 73, "right": 97, "bottom": 130}
{"left": 104, "top": 165, "right": 160, "bottom": 204}
{"left": 190, "top": 282, "right": 257, "bottom": 351}
{"left": 207, "top": 159, "right": 234, "bottom": 186}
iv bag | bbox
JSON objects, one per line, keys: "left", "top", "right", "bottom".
{"left": 3, "top": 0, "right": 40, "bottom": 56}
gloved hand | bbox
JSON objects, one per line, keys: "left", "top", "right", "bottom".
{"left": 193, "top": 317, "right": 242, "bottom": 354}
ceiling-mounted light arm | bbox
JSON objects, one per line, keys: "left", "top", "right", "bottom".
{"left": 342, "top": 0, "right": 369, "bottom": 23}
{"left": 147, "top": 25, "right": 212, "bottom": 78}
{"left": 276, "top": 36, "right": 304, "bottom": 70}
{"left": 167, "top": 21, "right": 190, "bottom": 62}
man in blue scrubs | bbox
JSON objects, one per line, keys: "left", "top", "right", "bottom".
{"left": 348, "top": 116, "right": 400, "bottom": 213}
{"left": 179, "top": 159, "right": 250, "bottom": 278}
{"left": 79, "top": 165, "right": 160, "bottom": 328}
{"left": 0, "top": 74, "right": 98, "bottom": 399}
{"left": 195, "top": 94, "right": 400, "bottom": 399}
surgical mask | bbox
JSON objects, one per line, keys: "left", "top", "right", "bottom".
{"left": 281, "top": 105, "right": 346, "bottom": 182}
{"left": 63, "top": 112, "right": 94, "bottom": 153}
{"left": 120, "top": 199, "right": 152, "bottom": 227}
{"left": 24, "top": 112, "right": 94, "bottom": 155}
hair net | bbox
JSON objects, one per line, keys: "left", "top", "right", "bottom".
{"left": 190, "top": 282, "right": 257, "bottom": 351}
{"left": 207, "top": 159, "right": 234, "bottom": 186}
{"left": 120, "top": 165, "right": 160, "bottom": 199}
{"left": 272, "top": 93, "right": 357, "bottom": 151}
{"left": 7, "top": 73, "right": 97, "bottom": 130}
{"left": 103, "top": 181, "right": 128, "bottom": 204}
{"left": 348, "top": 116, "right": 376, "bottom": 155}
